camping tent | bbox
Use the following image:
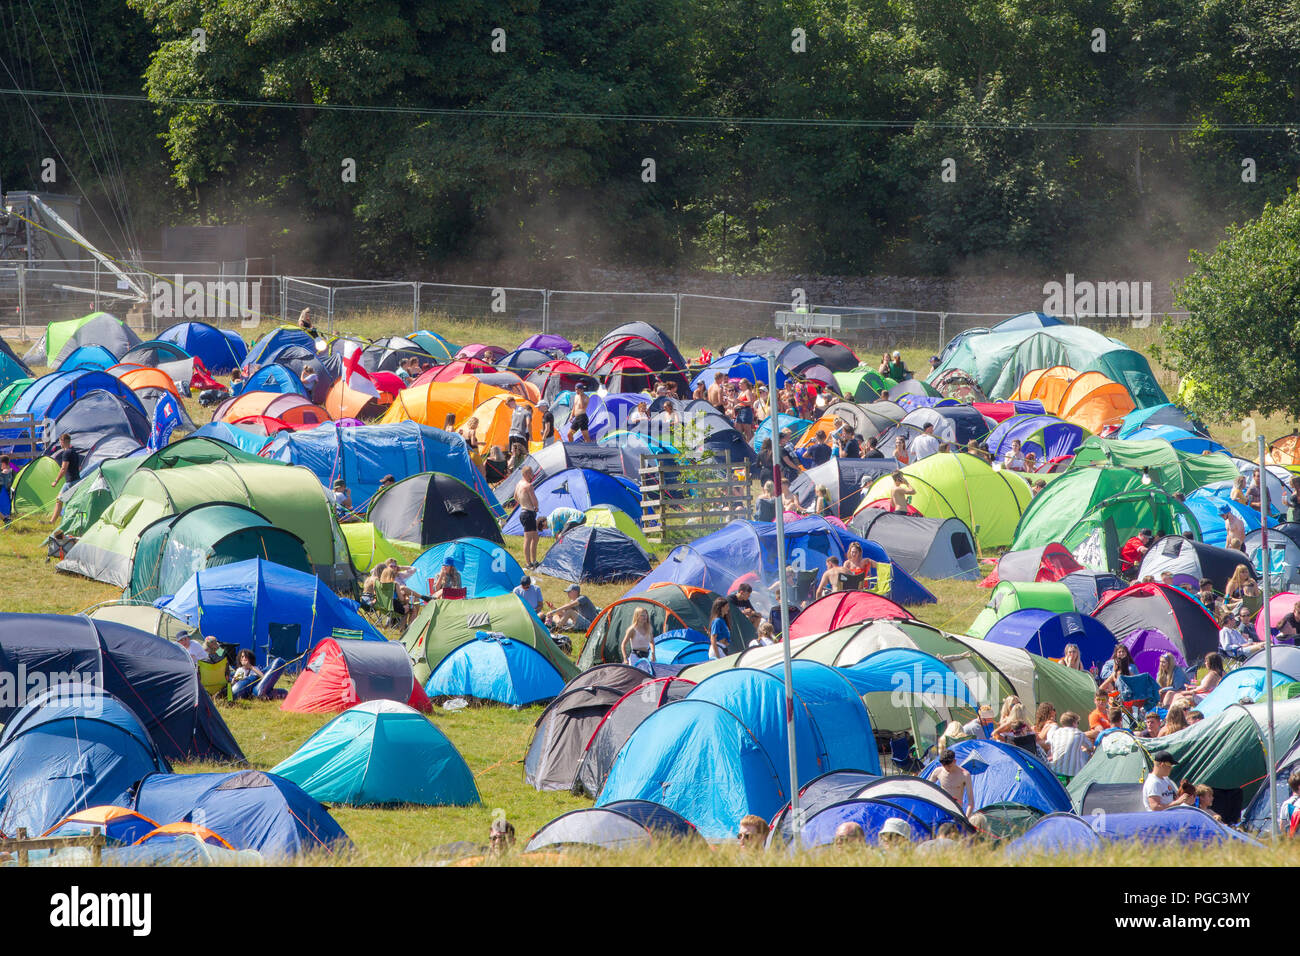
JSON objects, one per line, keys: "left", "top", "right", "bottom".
{"left": 967, "top": 581, "right": 1076, "bottom": 639}
{"left": 920, "top": 739, "right": 1072, "bottom": 813}
{"left": 131, "top": 769, "right": 350, "bottom": 858}
{"left": 409, "top": 537, "right": 523, "bottom": 599}
{"left": 281, "top": 637, "right": 428, "bottom": 713}
{"left": 339, "top": 522, "right": 403, "bottom": 574}
{"left": 366, "top": 471, "right": 502, "bottom": 547}
{"left": 0, "top": 686, "right": 170, "bottom": 837}
{"left": 858, "top": 452, "right": 1032, "bottom": 549}
{"left": 1060, "top": 570, "right": 1127, "bottom": 614}
{"left": 981, "top": 543, "right": 1085, "bottom": 589}
{"left": 272, "top": 701, "right": 478, "bottom": 806}
{"left": 981, "top": 609, "right": 1116, "bottom": 669}
{"left": 1137, "top": 535, "right": 1254, "bottom": 592}
{"left": 262, "top": 421, "right": 495, "bottom": 511}
{"left": 402, "top": 592, "right": 578, "bottom": 684}
{"left": 0, "top": 613, "right": 242, "bottom": 761}
{"left": 24, "top": 312, "right": 141, "bottom": 367}
{"left": 986, "top": 414, "right": 1088, "bottom": 462}
{"left": 157, "top": 559, "right": 385, "bottom": 667}
{"left": 1245, "top": 523, "right": 1300, "bottom": 594}
{"left": 503, "top": 469, "right": 642, "bottom": 534}
{"left": 1092, "top": 583, "right": 1220, "bottom": 664}
{"left": 526, "top": 801, "right": 700, "bottom": 852}
{"left": 128, "top": 502, "right": 311, "bottom": 602}
{"left": 1069, "top": 437, "right": 1241, "bottom": 497}
{"left": 788, "top": 592, "right": 912, "bottom": 639}
{"left": 424, "top": 634, "right": 567, "bottom": 706}
{"left": 789, "top": 457, "right": 901, "bottom": 518}
{"left": 524, "top": 664, "right": 650, "bottom": 791}
{"left": 581, "top": 584, "right": 757, "bottom": 669}
{"left": 157, "top": 322, "right": 247, "bottom": 373}
{"left": 534, "top": 526, "right": 652, "bottom": 583}
{"left": 849, "top": 511, "right": 979, "bottom": 581}
{"left": 59, "top": 461, "right": 352, "bottom": 588}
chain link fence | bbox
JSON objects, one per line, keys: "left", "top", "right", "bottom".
{"left": 0, "top": 262, "right": 1188, "bottom": 352}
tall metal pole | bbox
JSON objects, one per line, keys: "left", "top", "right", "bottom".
{"left": 1259, "top": 437, "right": 1278, "bottom": 839}
{"left": 768, "top": 358, "right": 799, "bottom": 848}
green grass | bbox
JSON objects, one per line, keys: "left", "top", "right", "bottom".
{"left": 4, "top": 317, "right": 1298, "bottom": 866}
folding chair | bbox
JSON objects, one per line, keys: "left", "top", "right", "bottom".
{"left": 888, "top": 732, "right": 924, "bottom": 773}
{"left": 1115, "top": 672, "right": 1162, "bottom": 727}
{"left": 197, "top": 658, "right": 230, "bottom": 701}
{"left": 374, "top": 581, "right": 399, "bottom": 628}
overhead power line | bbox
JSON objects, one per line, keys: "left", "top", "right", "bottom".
{"left": 1, "top": 86, "right": 1298, "bottom": 134}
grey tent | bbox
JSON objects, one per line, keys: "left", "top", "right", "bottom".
{"left": 1061, "top": 570, "right": 1126, "bottom": 614}
{"left": 1137, "top": 535, "right": 1254, "bottom": 592}
{"left": 574, "top": 675, "right": 694, "bottom": 798}
{"left": 367, "top": 471, "right": 502, "bottom": 547}
{"left": 282, "top": 637, "right": 421, "bottom": 712}
{"left": 25, "top": 313, "right": 142, "bottom": 367}
{"left": 1073, "top": 781, "right": 1146, "bottom": 815}
{"left": 789, "top": 457, "right": 900, "bottom": 518}
{"left": 524, "top": 664, "right": 649, "bottom": 791}
{"left": 359, "top": 336, "right": 433, "bottom": 374}
{"left": 1246, "top": 523, "right": 1300, "bottom": 594}
{"left": 850, "top": 510, "right": 980, "bottom": 581}
{"left": 44, "top": 389, "right": 149, "bottom": 471}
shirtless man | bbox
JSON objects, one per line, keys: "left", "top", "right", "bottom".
{"left": 517, "top": 466, "right": 541, "bottom": 569}
{"left": 567, "top": 383, "right": 592, "bottom": 442}
{"left": 930, "top": 749, "right": 974, "bottom": 814}
{"left": 817, "top": 556, "right": 851, "bottom": 597}
{"left": 889, "top": 472, "right": 916, "bottom": 512}
{"left": 707, "top": 372, "right": 727, "bottom": 411}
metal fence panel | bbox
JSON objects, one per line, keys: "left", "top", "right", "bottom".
{"left": 417, "top": 283, "right": 545, "bottom": 339}
{"left": 546, "top": 291, "right": 676, "bottom": 348}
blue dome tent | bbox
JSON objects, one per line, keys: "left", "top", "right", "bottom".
{"left": 0, "top": 686, "right": 169, "bottom": 837}
{"left": 156, "top": 558, "right": 384, "bottom": 667}
{"left": 535, "top": 526, "right": 652, "bottom": 584}
{"left": 424, "top": 634, "right": 566, "bottom": 707}
{"left": 503, "top": 468, "right": 642, "bottom": 535}
{"left": 158, "top": 321, "right": 247, "bottom": 374}
{"left": 981, "top": 609, "right": 1117, "bottom": 670}
{"left": 920, "top": 739, "right": 1072, "bottom": 813}
{"left": 131, "top": 769, "right": 351, "bottom": 858}
{"left": 410, "top": 537, "right": 523, "bottom": 598}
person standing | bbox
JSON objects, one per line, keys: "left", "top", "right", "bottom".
{"left": 516, "top": 466, "right": 541, "bottom": 569}
{"left": 620, "top": 607, "right": 656, "bottom": 664}
{"left": 49, "top": 432, "right": 81, "bottom": 525}
{"left": 911, "top": 422, "right": 940, "bottom": 460}
{"left": 507, "top": 398, "right": 533, "bottom": 451}
{"left": 708, "top": 598, "right": 732, "bottom": 660}
{"left": 889, "top": 472, "right": 916, "bottom": 512}
{"left": 1045, "top": 712, "right": 1094, "bottom": 784}
{"left": 566, "top": 383, "right": 592, "bottom": 442}
{"left": 929, "top": 750, "right": 974, "bottom": 814}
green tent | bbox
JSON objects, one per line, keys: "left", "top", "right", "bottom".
{"left": 583, "top": 504, "right": 654, "bottom": 554}
{"left": 1152, "top": 700, "right": 1300, "bottom": 801}
{"left": 1069, "top": 437, "right": 1240, "bottom": 497}
{"left": 1011, "top": 466, "right": 1200, "bottom": 562}
{"left": 58, "top": 435, "right": 270, "bottom": 536}
{"left": 24, "top": 311, "right": 134, "bottom": 368}
{"left": 1263, "top": 682, "right": 1300, "bottom": 702}
{"left": 932, "top": 325, "right": 1166, "bottom": 408}
{"left": 860, "top": 452, "right": 1032, "bottom": 550}
{"left": 967, "top": 581, "right": 1075, "bottom": 639}
{"left": 59, "top": 462, "right": 351, "bottom": 588}
{"left": 402, "top": 592, "right": 578, "bottom": 684}
{"left": 578, "top": 583, "right": 757, "bottom": 669}
{"left": 10, "top": 456, "right": 60, "bottom": 517}
{"left": 0, "top": 378, "right": 33, "bottom": 414}
{"left": 834, "top": 367, "right": 893, "bottom": 402}
{"left": 1067, "top": 730, "right": 1153, "bottom": 808}
{"left": 341, "top": 522, "right": 404, "bottom": 574}
{"left": 128, "top": 502, "right": 312, "bottom": 602}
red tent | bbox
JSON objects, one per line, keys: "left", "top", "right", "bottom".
{"left": 281, "top": 638, "right": 430, "bottom": 714}
{"left": 980, "top": 542, "right": 1084, "bottom": 588}
{"left": 788, "top": 591, "right": 911, "bottom": 640}
{"left": 412, "top": 359, "right": 498, "bottom": 387}
{"left": 973, "top": 402, "right": 1021, "bottom": 424}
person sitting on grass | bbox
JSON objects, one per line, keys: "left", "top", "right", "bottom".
{"left": 547, "top": 584, "right": 598, "bottom": 632}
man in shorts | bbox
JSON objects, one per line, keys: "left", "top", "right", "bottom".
{"left": 508, "top": 397, "right": 533, "bottom": 449}
{"left": 567, "top": 383, "right": 591, "bottom": 442}
{"left": 516, "top": 466, "right": 541, "bottom": 568}
{"left": 49, "top": 432, "right": 81, "bottom": 525}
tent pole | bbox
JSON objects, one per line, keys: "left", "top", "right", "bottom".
{"left": 1259, "top": 437, "right": 1278, "bottom": 840}
{"left": 769, "top": 358, "right": 800, "bottom": 850}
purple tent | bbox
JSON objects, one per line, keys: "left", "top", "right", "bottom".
{"left": 520, "top": 333, "right": 574, "bottom": 353}
{"left": 1122, "top": 628, "right": 1186, "bottom": 678}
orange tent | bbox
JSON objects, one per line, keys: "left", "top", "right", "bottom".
{"left": 1055, "top": 371, "right": 1135, "bottom": 432}
{"left": 109, "top": 363, "right": 186, "bottom": 403}
{"left": 325, "top": 379, "right": 384, "bottom": 420}
{"left": 214, "top": 390, "right": 332, "bottom": 428}
{"left": 1268, "top": 434, "right": 1300, "bottom": 466}
{"left": 469, "top": 394, "right": 543, "bottom": 451}
{"left": 1022, "top": 365, "right": 1077, "bottom": 409}
{"left": 133, "top": 822, "right": 234, "bottom": 849}
{"left": 795, "top": 413, "right": 840, "bottom": 450}
{"left": 379, "top": 378, "right": 513, "bottom": 428}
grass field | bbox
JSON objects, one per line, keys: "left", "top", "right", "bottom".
{"left": 5, "top": 314, "right": 1298, "bottom": 865}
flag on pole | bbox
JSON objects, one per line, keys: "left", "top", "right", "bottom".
{"left": 149, "top": 394, "right": 182, "bottom": 451}
{"left": 340, "top": 341, "right": 380, "bottom": 399}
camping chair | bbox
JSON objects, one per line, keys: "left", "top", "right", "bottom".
{"left": 792, "top": 570, "right": 819, "bottom": 605}
{"left": 841, "top": 571, "right": 866, "bottom": 593}
{"left": 197, "top": 658, "right": 230, "bottom": 701}
{"left": 866, "top": 563, "right": 894, "bottom": 597}
{"left": 373, "top": 581, "right": 399, "bottom": 628}
{"left": 888, "top": 732, "right": 924, "bottom": 773}
{"left": 1115, "top": 672, "right": 1162, "bottom": 726}
{"left": 267, "top": 622, "right": 302, "bottom": 664}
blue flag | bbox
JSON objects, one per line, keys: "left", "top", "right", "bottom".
{"left": 149, "top": 395, "right": 181, "bottom": 451}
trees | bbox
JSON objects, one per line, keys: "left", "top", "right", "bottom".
{"left": 1166, "top": 187, "right": 1300, "bottom": 421}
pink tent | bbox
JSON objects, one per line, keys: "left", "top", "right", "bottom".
{"left": 1256, "top": 591, "right": 1300, "bottom": 633}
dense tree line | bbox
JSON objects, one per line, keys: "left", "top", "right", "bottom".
{"left": 4, "top": 0, "right": 1300, "bottom": 276}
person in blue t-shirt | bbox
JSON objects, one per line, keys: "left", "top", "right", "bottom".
{"left": 708, "top": 597, "right": 732, "bottom": 660}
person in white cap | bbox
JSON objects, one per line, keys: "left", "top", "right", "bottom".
{"left": 879, "top": 817, "right": 912, "bottom": 847}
